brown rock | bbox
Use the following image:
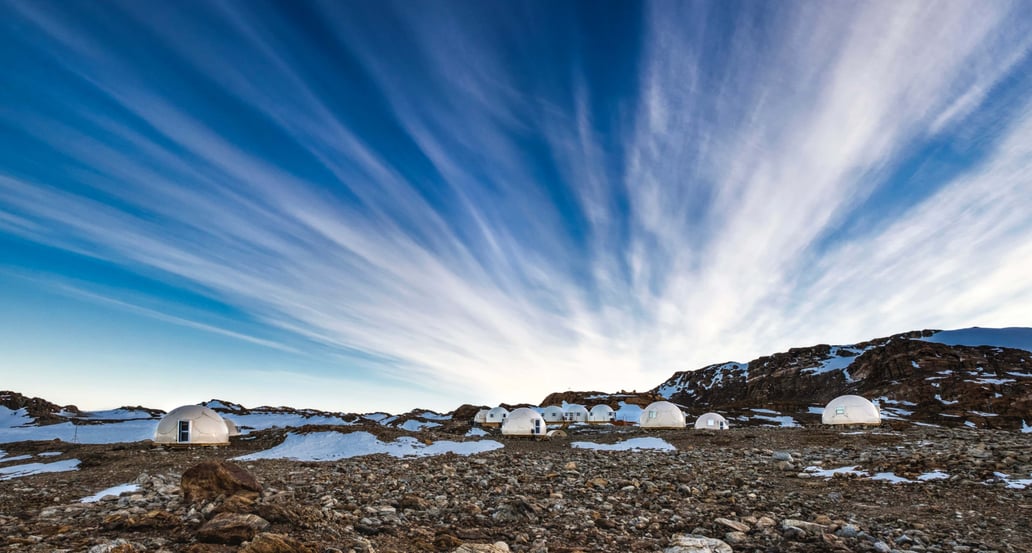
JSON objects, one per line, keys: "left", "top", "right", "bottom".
{"left": 186, "top": 545, "right": 236, "bottom": 553}
{"left": 102, "top": 510, "right": 180, "bottom": 530}
{"left": 196, "top": 512, "right": 270, "bottom": 545}
{"left": 240, "top": 533, "right": 315, "bottom": 553}
{"left": 714, "top": 517, "right": 750, "bottom": 533}
{"left": 434, "top": 533, "right": 463, "bottom": 549}
{"left": 182, "top": 461, "right": 262, "bottom": 504}
{"left": 452, "top": 543, "right": 510, "bottom": 553}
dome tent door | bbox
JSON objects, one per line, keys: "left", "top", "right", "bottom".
{"left": 178, "top": 420, "right": 190, "bottom": 443}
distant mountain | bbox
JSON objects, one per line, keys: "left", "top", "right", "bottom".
{"left": 650, "top": 327, "right": 1032, "bottom": 429}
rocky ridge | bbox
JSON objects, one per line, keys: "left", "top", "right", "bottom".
{"left": 651, "top": 330, "right": 1032, "bottom": 430}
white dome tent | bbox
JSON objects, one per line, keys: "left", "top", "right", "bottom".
{"left": 541, "top": 405, "right": 565, "bottom": 423}
{"left": 484, "top": 407, "right": 509, "bottom": 426}
{"left": 822, "top": 395, "right": 881, "bottom": 425}
{"left": 588, "top": 404, "right": 616, "bottom": 423}
{"left": 639, "top": 401, "right": 686, "bottom": 429}
{"left": 473, "top": 409, "right": 489, "bottom": 425}
{"left": 224, "top": 418, "right": 241, "bottom": 437}
{"left": 154, "top": 405, "right": 230, "bottom": 445}
{"left": 502, "top": 408, "right": 548, "bottom": 437}
{"left": 694, "top": 412, "right": 729, "bottom": 430}
{"left": 564, "top": 404, "right": 589, "bottom": 423}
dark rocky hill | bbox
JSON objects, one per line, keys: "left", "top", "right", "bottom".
{"left": 651, "top": 329, "right": 1032, "bottom": 429}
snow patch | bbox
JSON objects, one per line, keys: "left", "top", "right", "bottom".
{"left": 870, "top": 472, "right": 914, "bottom": 484}
{"left": 234, "top": 431, "right": 503, "bottom": 461}
{"left": 0, "top": 459, "right": 80, "bottom": 480}
{"left": 465, "top": 427, "right": 488, "bottom": 437}
{"left": 990, "top": 472, "right": 1032, "bottom": 489}
{"left": 752, "top": 414, "right": 800, "bottom": 427}
{"left": 803, "top": 465, "right": 867, "bottom": 478}
{"left": 0, "top": 407, "right": 34, "bottom": 428}
{"left": 571, "top": 437, "right": 675, "bottom": 452}
{"left": 81, "top": 483, "right": 141, "bottom": 503}
{"left": 917, "top": 470, "right": 949, "bottom": 481}
{"left": 398, "top": 420, "right": 441, "bottom": 432}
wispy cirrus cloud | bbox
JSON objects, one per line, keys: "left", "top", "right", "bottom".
{"left": 0, "top": 1, "right": 1030, "bottom": 411}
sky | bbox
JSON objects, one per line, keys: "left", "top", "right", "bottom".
{"left": 1, "top": 1, "right": 1031, "bottom": 414}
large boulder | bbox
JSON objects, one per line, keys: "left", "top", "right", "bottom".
{"left": 181, "top": 461, "right": 262, "bottom": 504}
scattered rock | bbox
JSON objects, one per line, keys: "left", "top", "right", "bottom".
{"left": 196, "top": 512, "right": 270, "bottom": 545}
{"left": 240, "top": 532, "right": 315, "bottom": 553}
{"left": 664, "top": 534, "right": 733, "bottom": 553}
{"left": 452, "top": 543, "right": 510, "bottom": 553}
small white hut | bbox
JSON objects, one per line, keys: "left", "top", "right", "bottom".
{"left": 564, "top": 404, "right": 589, "bottom": 423}
{"left": 541, "top": 405, "right": 566, "bottom": 423}
{"left": 588, "top": 404, "right": 616, "bottom": 424}
{"left": 639, "top": 401, "right": 686, "bottom": 429}
{"left": 694, "top": 412, "right": 729, "bottom": 430}
{"left": 822, "top": 395, "right": 881, "bottom": 425}
{"left": 484, "top": 406, "right": 509, "bottom": 427}
{"left": 473, "top": 409, "right": 489, "bottom": 425}
{"left": 154, "top": 405, "right": 230, "bottom": 446}
{"left": 502, "top": 408, "right": 548, "bottom": 437}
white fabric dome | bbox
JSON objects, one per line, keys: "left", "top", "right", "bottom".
{"left": 639, "top": 401, "right": 686, "bottom": 428}
{"left": 564, "top": 405, "right": 589, "bottom": 422}
{"left": 224, "top": 418, "right": 241, "bottom": 437}
{"left": 485, "top": 407, "right": 509, "bottom": 424}
{"left": 822, "top": 395, "right": 881, "bottom": 425}
{"left": 541, "top": 405, "right": 565, "bottom": 422}
{"left": 694, "top": 412, "right": 729, "bottom": 430}
{"left": 588, "top": 404, "right": 615, "bottom": 423}
{"left": 154, "top": 405, "right": 229, "bottom": 445}
{"left": 473, "top": 409, "right": 489, "bottom": 424}
{"left": 502, "top": 408, "right": 547, "bottom": 436}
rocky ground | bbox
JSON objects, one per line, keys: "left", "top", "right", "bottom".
{"left": 1, "top": 424, "right": 1030, "bottom": 553}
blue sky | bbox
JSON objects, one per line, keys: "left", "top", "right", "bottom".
{"left": 1, "top": 1, "right": 1031, "bottom": 413}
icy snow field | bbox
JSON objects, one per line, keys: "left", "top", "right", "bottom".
{"left": 234, "top": 431, "right": 503, "bottom": 461}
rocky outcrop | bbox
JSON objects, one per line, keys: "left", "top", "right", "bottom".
{"left": 652, "top": 330, "right": 1032, "bottom": 429}
{"left": 0, "top": 390, "right": 80, "bottom": 425}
